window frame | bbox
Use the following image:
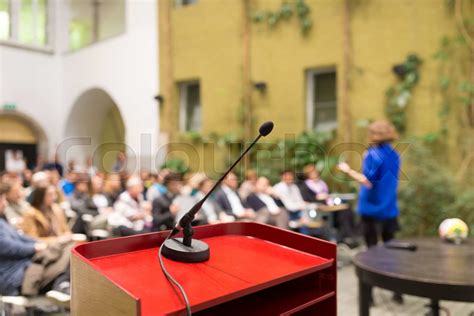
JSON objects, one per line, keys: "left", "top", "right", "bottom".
{"left": 0, "top": 0, "right": 54, "bottom": 53}
{"left": 178, "top": 80, "right": 202, "bottom": 133}
{"left": 67, "top": 0, "right": 127, "bottom": 53}
{"left": 305, "top": 67, "right": 337, "bottom": 132}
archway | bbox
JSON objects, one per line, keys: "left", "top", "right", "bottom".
{"left": 63, "top": 88, "right": 125, "bottom": 172}
{"left": 0, "top": 110, "right": 48, "bottom": 171}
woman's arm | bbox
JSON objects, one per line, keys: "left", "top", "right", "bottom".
{"left": 337, "top": 162, "right": 372, "bottom": 188}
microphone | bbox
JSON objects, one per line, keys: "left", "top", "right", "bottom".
{"left": 169, "top": 121, "right": 274, "bottom": 238}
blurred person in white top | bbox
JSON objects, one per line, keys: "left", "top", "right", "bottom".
{"left": 5, "top": 150, "right": 26, "bottom": 175}
{"left": 109, "top": 176, "right": 152, "bottom": 236}
{"left": 273, "top": 170, "right": 308, "bottom": 213}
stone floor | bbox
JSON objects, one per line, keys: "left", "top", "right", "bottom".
{"left": 338, "top": 264, "right": 474, "bottom": 316}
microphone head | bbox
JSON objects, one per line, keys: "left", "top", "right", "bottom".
{"left": 259, "top": 121, "right": 274, "bottom": 136}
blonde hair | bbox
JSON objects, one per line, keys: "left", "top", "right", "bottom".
{"left": 368, "top": 120, "right": 398, "bottom": 144}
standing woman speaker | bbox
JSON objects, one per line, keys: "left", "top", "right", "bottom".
{"left": 338, "top": 120, "right": 401, "bottom": 248}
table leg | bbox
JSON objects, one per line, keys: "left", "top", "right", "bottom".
{"left": 358, "top": 278, "right": 371, "bottom": 316}
{"left": 425, "top": 299, "right": 440, "bottom": 316}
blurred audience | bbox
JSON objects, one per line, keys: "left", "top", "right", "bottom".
{"left": 299, "top": 164, "right": 329, "bottom": 203}
{"left": 196, "top": 178, "right": 234, "bottom": 224}
{"left": 152, "top": 173, "right": 182, "bottom": 231}
{"left": 108, "top": 176, "right": 152, "bottom": 236}
{"left": 103, "top": 173, "right": 123, "bottom": 204}
{"left": 273, "top": 170, "right": 308, "bottom": 216}
{"left": 246, "top": 176, "right": 288, "bottom": 228}
{"left": 238, "top": 169, "right": 257, "bottom": 200}
{"left": 3, "top": 179, "right": 29, "bottom": 228}
{"left": 21, "top": 185, "right": 72, "bottom": 244}
{"left": 6, "top": 150, "right": 26, "bottom": 175}
{"left": 0, "top": 151, "right": 363, "bottom": 304}
{"left": 146, "top": 168, "right": 169, "bottom": 202}
{"left": 214, "top": 172, "right": 256, "bottom": 221}
{"left": 0, "top": 183, "right": 70, "bottom": 298}
{"left": 42, "top": 154, "right": 64, "bottom": 177}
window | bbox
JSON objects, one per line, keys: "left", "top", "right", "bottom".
{"left": 0, "top": 0, "right": 50, "bottom": 48}
{"left": 0, "top": 0, "right": 10, "bottom": 40}
{"left": 179, "top": 81, "right": 202, "bottom": 132}
{"left": 19, "top": 0, "right": 47, "bottom": 46}
{"left": 306, "top": 69, "right": 337, "bottom": 131}
{"left": 69, "top": 0, "right": 125, "bottom": 51}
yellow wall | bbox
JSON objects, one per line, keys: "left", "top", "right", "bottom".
{"left": 0, "top": 116, "right": 37, "bottom": 144}
{"left": 163, "top": 0, "right": 244, "bottom": 134}
{"left": 159, "top": 0, "right": 470, "bottom": 172}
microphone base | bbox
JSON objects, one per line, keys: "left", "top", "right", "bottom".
{"left": 161, "top": 238, "right": 210, "bottom": 263}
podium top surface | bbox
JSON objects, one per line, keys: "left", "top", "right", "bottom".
{"left": 72, "top": 222, "right": 335, "bottom": 315}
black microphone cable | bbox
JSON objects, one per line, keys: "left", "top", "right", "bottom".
{"left": 158, "top": 232, "right": 192, "bottom": 316}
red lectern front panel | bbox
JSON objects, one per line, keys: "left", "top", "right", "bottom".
{"left": 72, "top": 222, "right": 337, "bottom": 315}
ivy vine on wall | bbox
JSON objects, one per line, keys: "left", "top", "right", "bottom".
{"left": 251, "top": 0, "right": 313, "bottom": 35}
{"left": 385, "top": 54, "right": 422, "bottom": 134}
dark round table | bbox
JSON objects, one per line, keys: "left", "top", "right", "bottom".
{"left": 353, "top": 238, "right": 474, "bottom": 316}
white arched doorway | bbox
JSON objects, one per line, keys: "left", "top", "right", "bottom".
{"left": 63, "top": 88, "right": 125, "bottom": 172}
{"left": 0, "top": 110, "right": 48, "bottom": 171}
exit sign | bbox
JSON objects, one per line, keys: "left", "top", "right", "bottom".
{"left": 2, "top": 103, "right": 16, "bottom": 111}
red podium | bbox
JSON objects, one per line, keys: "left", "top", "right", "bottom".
{"left": 71, "top": 222, "right": 337, "bottom": 315}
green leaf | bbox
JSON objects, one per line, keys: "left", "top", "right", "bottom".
{"left": 439, "top": 77, "right": 451, "bottom": 90}
{"left": 453, "top": 34, "right": 467, "bottom": 45}
{"left": 432, "top": 50, "right": 449, "bottom": 60}
{"left": 251, "top": 11, "right": 266, "bottom": 23}
{"left": 422, "top": 132, "right": 439, "bottom": 144}
{"left": 440, "top": 35, "right": 451, "bottom": 48}
{"left": 267, "top": 13, "right": 279, "bottom": 26}
{"left": 458, "top": 80, "right": 474, "bottom": 93}
{"left": 280, "top": 2, "right": 293, "bottom": 18}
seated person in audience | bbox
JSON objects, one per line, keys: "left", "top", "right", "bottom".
{"left": 4, "top": 179, "right": 29, "bottom": 228}
{"left": 109, "top": 176, "right": 153, "bottom": 236}
{"left": 214, "top": 172, "right": 256, "bottom": 220}
{"left": 0, "top": 184, "right": 70, "bottom": 298}
{"left": 301, "top": 164, "right": 357, "bottom": 243}
{"left": 299, "top": 164, "right": 329, "bottom": 203}
{"left": 48, "top": 169, "right": 67, "bottom": 204}
{"left": 22, "top": 169, "right": 33, "bottom": 188}
{"left": 151, "top": 173, "right": 182, "bottom": 231}
{"left": 238, "top": 169, "right": 258, "bottom": 200}
{"left": 140, "top": 170, "right": 152, "bottom": 198}
{"left": 146, "top": 169, "right": 170, "bottom": 202}
{"left": 59, "top": 171, "right": 77, "bottom": 198}
{"left": 172, "top": 173, "right": 205, "bottom": 225}
{"left": 195, "top": 178, "right": 234, "bottom": 224}
{"left": 103, "top": 173, "right": 124, "bottom": 204}
{"left": 88, "top": 175, "right": 113, "bottom": 230}
{"left": 273, "top": 170, "right": 310, "bottom": 233}
{"left": 185, "top": 172, "right": 207, "bottom": 197}
{"left": 67, "top": 175, "right": 90, "bottom": 234}
{"left": 246, "top": 176, "right": 289, "bottom": 229}
{"left": 69, "top": 175, "right": 112, "bottom": 234}
{"left": 25, "top": 171, "right": 50, "bottom": 203}
{"left": 21, "top": 185, "right": 72, "bottom": 244}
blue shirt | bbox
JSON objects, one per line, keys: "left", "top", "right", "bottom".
{"left": 61, "top": 179, "right": 75, "bottom": 197}
{"left": 357, "top": 143, "right": 400, "bottom": 220}
{"left": 0, "top": 219, "right": 36, "bottom": 295}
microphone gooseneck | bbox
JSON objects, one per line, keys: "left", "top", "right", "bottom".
{"left": 169, "top": 121, "right": 274, "bottom": 237}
